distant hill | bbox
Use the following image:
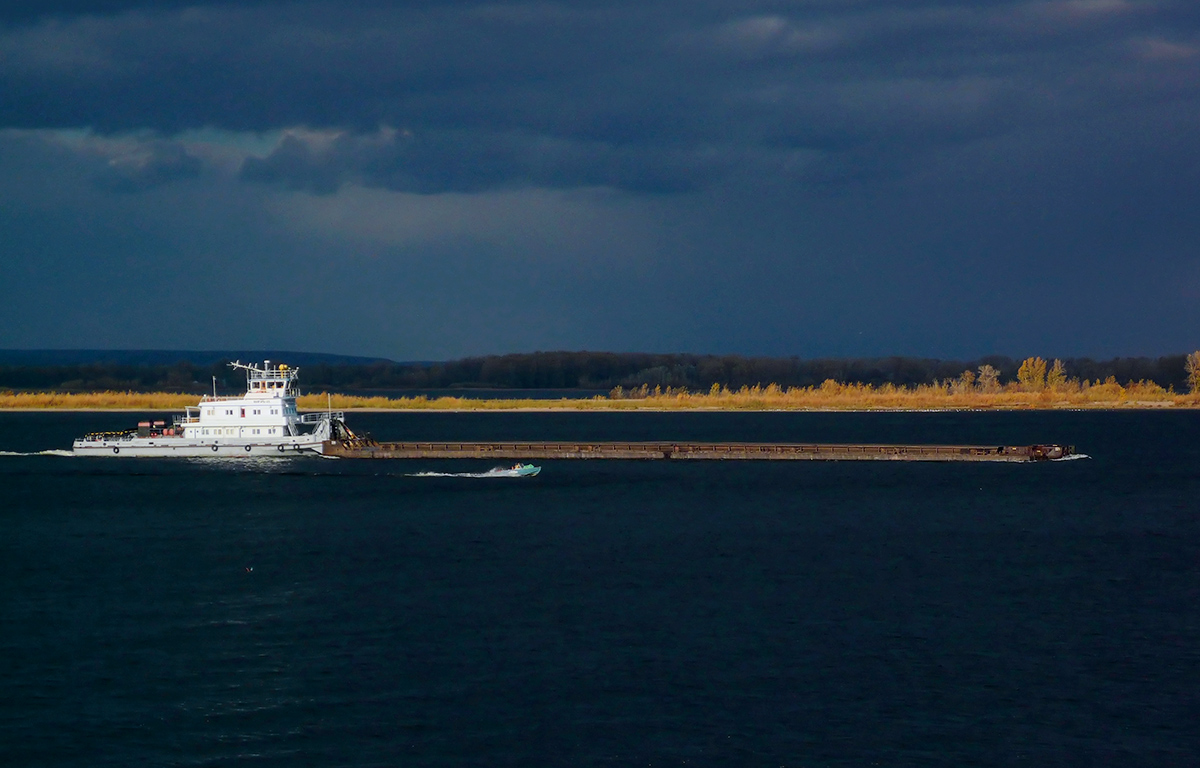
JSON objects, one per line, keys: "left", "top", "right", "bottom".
{"left": 0, "top": 349, "right": 398, "bottom": 367}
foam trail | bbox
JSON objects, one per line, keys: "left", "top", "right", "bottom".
{"left": 0, "top": 449, "right": 76, "bottom": 457}
{"left": 407, "top": 469, "right": 530, "bottom": 478}
{"left": 1053, "top": 453, "right": 1091, "bottom": 461}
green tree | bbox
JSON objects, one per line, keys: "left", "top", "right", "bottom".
{"left": 1017, "top": 357, "right": 1047, "bottom": 392}
{"left": 1186, "top": 351, "right": 1200, "bottom": 394}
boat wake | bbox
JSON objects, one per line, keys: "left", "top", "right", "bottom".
{"left": 1053, "top": 453, "right": 1091, "bottom": 461}
{"left": 0, "top": 449, "right": 75, "bottom": 457}
{"left": 407, "top": 467, "right": 540, "bottom": 479}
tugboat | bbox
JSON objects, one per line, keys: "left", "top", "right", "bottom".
{"left": 72, "top": 361, "right": 358, "bottom": 457}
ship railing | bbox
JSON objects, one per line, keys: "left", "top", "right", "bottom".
{"left": 200, "top": 390, "right": 298, "bottom": 402}
{"left": 297, "top": 411, "right": 344, "bottom": 424}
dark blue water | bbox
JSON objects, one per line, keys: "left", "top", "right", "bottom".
{"left": 2, "top": 411, "right": 1198, "bottom": 766}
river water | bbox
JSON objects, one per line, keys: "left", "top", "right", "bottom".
{"left": 2, "top": 410, "right": 1197, "bottom": 766}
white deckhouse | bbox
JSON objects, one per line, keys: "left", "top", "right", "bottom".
{"left": 73, "top": 361, "right": 349, "bottom": 457}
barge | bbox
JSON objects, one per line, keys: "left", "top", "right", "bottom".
{"left": 322, "top": 440, "right": 1075, "bottom": 462}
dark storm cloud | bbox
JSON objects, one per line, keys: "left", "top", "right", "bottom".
{"left": 3, "top": 1, "right": 1198, "bottom": 193}
{"left": 2, "top": 1, "right": 1200, "bottom": 359}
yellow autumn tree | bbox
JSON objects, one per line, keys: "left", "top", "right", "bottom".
{"left": 1017, "top": 357, "right": 1047, "bottom": 392}
{"left": 1046, "top": 359, "right": 1067, "bottom": 392}
{"left": 1186, "top": 351, "right": 1200, "bottom": 394}
{"left": 950, "top": 369, "right": 976, "bottom": 395}
{"left": 976, "top": 364, "right": 1000, "bottom": 393}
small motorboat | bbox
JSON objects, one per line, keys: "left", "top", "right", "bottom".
{"left": 488, "top": 463, "right": 541, "bottom": 477}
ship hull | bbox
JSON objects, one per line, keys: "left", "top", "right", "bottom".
{"left": 72, "top": 437, "right": 326, "bottom": 457}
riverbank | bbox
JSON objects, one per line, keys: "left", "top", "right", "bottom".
{"left": 1, "top": 384, "right": 1196, "bottom": 411}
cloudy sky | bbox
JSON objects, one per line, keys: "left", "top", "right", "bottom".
{"left": 1, "top": 0, "right": 1198, "bottom": 360}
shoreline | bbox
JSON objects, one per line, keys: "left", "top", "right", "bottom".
{"left": 0, "top": 403, "right": 1195, "bottom": 413}
{"left": 2, "top": 385, "right": 1195, "bottom": 413}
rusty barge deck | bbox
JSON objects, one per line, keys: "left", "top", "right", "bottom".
{"left": 322, "top": 441, "right": 1073, "bottom": 462}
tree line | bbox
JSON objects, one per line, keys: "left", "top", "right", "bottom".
{"left": 0, "top": 352, "right": 1196, "bottom": 393}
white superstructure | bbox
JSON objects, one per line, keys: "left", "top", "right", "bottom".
{"left": 73, "top": 361, "right": 350, "bottom": 457}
